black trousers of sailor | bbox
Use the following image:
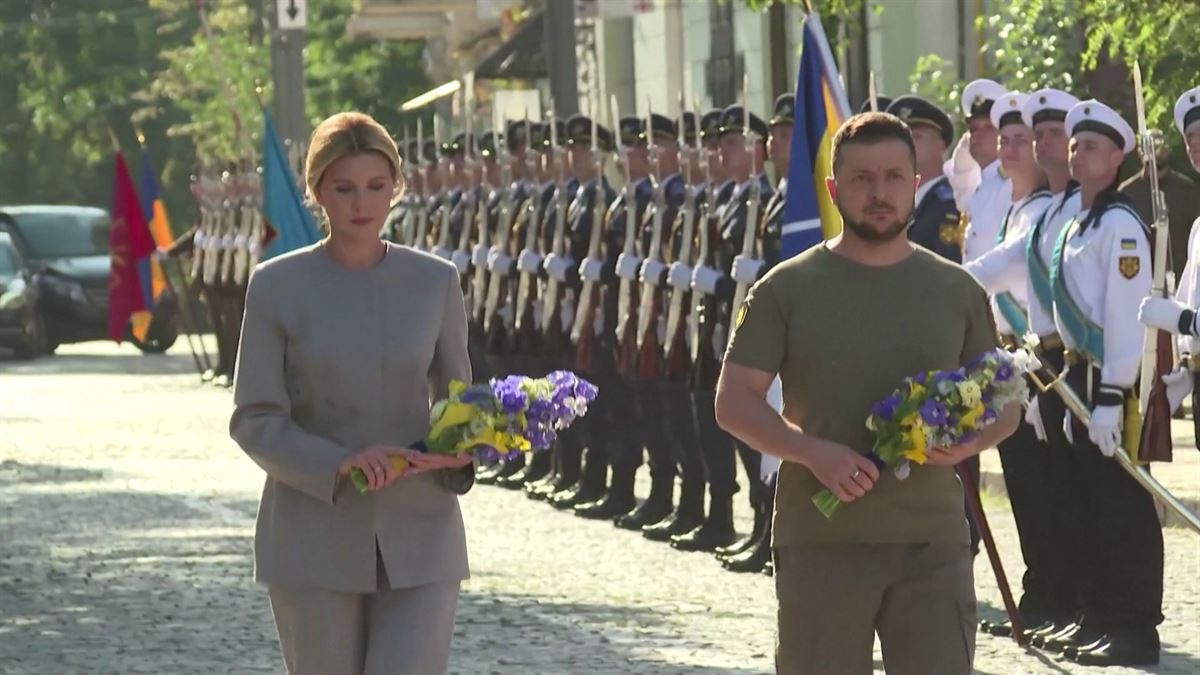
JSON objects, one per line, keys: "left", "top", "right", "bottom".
{"left": 1063, "top": 364, "right": 1164, "bottom": 635}
{"left": 1026, "top": 345, "right": 1085, "bottom": 619}
{"left": 636, "top": 378, "right": 680, "bottom": 490}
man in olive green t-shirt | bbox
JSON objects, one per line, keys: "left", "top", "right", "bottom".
{"left": 716, "top": 113, "right": 1020, "bottom": 675}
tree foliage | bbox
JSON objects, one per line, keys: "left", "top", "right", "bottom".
{"left": 0, "top": 0, "right": 429, "bottom": 230}
{"left": 909, "top": 0, "right": 1200, "bottom": 145}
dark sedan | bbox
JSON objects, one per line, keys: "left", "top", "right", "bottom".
{"left": 0, "top": 205, "right": 177, "bottom": 353}
{"left": 0, "top": 231, "right": 46, "bottom": 359}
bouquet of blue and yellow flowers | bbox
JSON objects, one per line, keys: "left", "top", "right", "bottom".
{"left": 351, "top": 370, "right": 598, "bottom": 493}
{"left": 813, "top": 348, "right": 1034, "bottom": 519}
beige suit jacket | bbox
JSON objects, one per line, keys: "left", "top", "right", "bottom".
{"left": 230, "top": 241, "right": 473, "bottom": 593}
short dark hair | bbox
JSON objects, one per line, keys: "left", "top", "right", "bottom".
{"left": 831, "top": 112, "right": 917, "bottom": 172}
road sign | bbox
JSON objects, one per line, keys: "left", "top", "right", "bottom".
{"left": 277, "top": 0, "right": 306, "bottom": 31}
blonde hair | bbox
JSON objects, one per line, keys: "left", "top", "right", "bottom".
{"left": 305, "top": 112, "right": 403, "bottom": 201}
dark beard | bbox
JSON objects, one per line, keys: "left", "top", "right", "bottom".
{"left": 841, "top": 210, "right": 912, "bottom": 243}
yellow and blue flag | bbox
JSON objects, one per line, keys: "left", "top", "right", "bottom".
{"left": 262, "top": 110, "right": 320, "bottom": 259}
{"left": 781, "top": 11, "right": 851, "bottom": 259}
{"left": 137, "top": 148, "right": 174, "bottom": 305}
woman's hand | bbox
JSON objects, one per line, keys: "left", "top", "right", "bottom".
{"left": 404, "top": 452, "right": 474, "bottom": 475}
{"left": 925, "top": 438, "right": 985, "bottom": 466}
{"left": 338, "top": 445, "right": 411, "bottom": 491}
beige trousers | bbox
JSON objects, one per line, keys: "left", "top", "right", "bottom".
{"left": 267, "top": 555, "right": 460, "bottom": 675}
{"left": 774, "top": 542, "right": 976, "bottom": 675}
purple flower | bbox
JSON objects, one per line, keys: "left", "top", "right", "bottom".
{"left": 871, "top": 392, "right": 903, "bottom": 421}
{"left": 914, "top": 372, "right": 928, "bottom": 385}
{"left": 995, "top": 363, "right": 1014, "bottom": 382}
{"left": 981, "top": 408, "right": 999, "bottom": 425}
{"left": 919, "top": 399, "right": 950, "bottom": 427}
{"left": 491, "top": 377, "right": 530, "bottom": 415}
{"left": 475, "top": 446, "right": 502, "bottom": 463}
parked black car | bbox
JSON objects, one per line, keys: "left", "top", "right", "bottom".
{"left": 0, "top": 206, "right": 178, "bottom": 353}
{"left": 0, "top": 231, "right": 46, "bottom": 359}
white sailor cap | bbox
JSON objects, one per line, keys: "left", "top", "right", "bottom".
{"left": 1066, "top": 100, "right": 1135, "bottom": 154}
{"left": 990, "top": 92, "right": 1030, "bottom": 129}
{"left": 1021, "top": 88, "right": 1080, "bottom": 128}
{"left": 961, "top": 78, "right": 1007, "bottom": 119}
{"left": 1174, "top": 86, "right": 1200, "bottom": 135}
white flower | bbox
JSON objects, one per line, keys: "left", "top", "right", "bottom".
{"left": 957, "top": 380, "right": 982, "bottom": 408}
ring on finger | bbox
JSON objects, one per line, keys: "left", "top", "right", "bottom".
{"left": 852, "top": 469, "right": 861, "bottom": 479}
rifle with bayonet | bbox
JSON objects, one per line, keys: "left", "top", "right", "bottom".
{"left": 615, "top": 105, "right": 642, "bottom": 376}
{"left": 664, "top": 98, "right": 699, "bottom": 381}
{"left": 730, "top": 77, "right": 763, "bottom": 323}
{"left": 1131, "top": 62, "right": 1175, "bottom": 463}
{"left": 635, "top": 102, "right": 667, "bottom": 379}
{"left": 484, "top": 113, "right": 518, "bottom": 341}
{"left": 540, "top": 111, "right": 570, "bottom": 340}
{"left": 432, "top": 115, "right": 455, "bottom": 260}
{"left": 513, "top": 113, "right": 544, "bottom": 349}
{"left": 688, "top": 133, "right": 719, "bottom": 384}
{"left": 571, "top": 98, "right": 611, "bottom": 373}
{"left": 413, "top": 119, "right": 430, "bottom": 251}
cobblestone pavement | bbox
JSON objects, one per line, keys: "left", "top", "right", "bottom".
{"left": 1, "top": 342, "right": 1197, "bottom": 674}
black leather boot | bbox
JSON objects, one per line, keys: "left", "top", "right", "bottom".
{"left": 575, "top": 467, "right": 637, "bottom": 520}
{"left": 615, "top": 476, "right": 674, "bottom": 530}
{"left": 671, "top": 493, "right": 736, "bottom": 552}
{"left": 643, "top": 479, "right": 704, "bottom": 542}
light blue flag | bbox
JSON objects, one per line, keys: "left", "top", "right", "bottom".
{"left": 262, "top": 110, "right": 320, "bottom": 260}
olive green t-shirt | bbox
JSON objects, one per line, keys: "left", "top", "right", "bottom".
{"left": 724, "top": 244, "right": 998, "bottom": 547}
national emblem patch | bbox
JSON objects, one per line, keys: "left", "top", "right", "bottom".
{"left": 1119, "top": 256, "right": 1140, "bottom": 280}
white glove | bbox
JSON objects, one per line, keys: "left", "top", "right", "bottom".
{"left": 153, "top": 248, "right": 169, "bottom": 263}
{"left": 951, "top": 134, "right": 978, "bottom": 174}
{"left": 691, "top": 265, "right": 723, "bottom": 295}
{"left": 472, "top": 243, "right": 489, "bottom": 267}
{"left": 616, "top": 253, "right": 642, "bottom": 281}
{"left": 193, "top": 232, "right": 206, "bottom": 247}
{"left": 1025, "top": 396, "right": 1047, "bottom": 442}
{"left": 431, "top": 245, "right": 452, "bottom": 260}
{"left": 248, "top": 239, "right": 262, "bottom": 257}
{"left": 1139, "top": 296, "right": 1192, "bottom": 335}
{"left": 544, "top": 254, "right": 574, "bottom": 282}
{"left": 221, "top": 234, "right": 235, "bottom": 250}
{"left": 451, "top": 250, "right": 470, "bottom": 275}
{"left": 517, "top": 249, "right": 543, "bottom": 274}
{"left": 579, "top": 258, "right": 603, "bottom": 283}
{"left": 204, "top": 236, "right": 220, "bottom": 251}
{"left": 667, "top": 262, "right": 692, "bottom": 290}
{"left": 1088, "top": 404, "right": 1122, "bottom": 458}
{"left": 486, "top": 247, "right": 512, "bottom": 273}
{"left": 640, "top": 259, "right": 666, "bottom": 286}
{"left": 731, "top": 254, "right": 765, "bottom": 284}
{"left": 1164, "top": 366, "right": 1193, "bottom": 413}
{"left": 233, "top": 234, "right": 248, "bottom": 249}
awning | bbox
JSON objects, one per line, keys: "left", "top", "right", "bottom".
{"left": 473, "top": 10, "right": 545, "bottom": 81}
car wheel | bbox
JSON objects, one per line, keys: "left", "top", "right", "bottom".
{"left": 13, "top": 311, "right": 47, "bottom": 360}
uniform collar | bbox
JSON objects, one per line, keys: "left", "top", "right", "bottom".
{"left": 914, "top": 174, "right": 947, "bottom": 207}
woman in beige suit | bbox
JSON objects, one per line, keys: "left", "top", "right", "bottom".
{"left": 230, "top": 112, "right": 474, "bottom": 675}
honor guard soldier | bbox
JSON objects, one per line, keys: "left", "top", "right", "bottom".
{"left": 719, "top": 92, "right": 794, "bottom": 574}
{"left": 886, "top": 95, "right": 962, "bottom": 262}
{"left": 527, "top": 115, "right": 589, "bottom": 502}
{"left": 948, "top": 79, "right": 1013, "bottom": 263}
{"left": 648, "top": 108, "right": 711, "bottom": 542}
{"left": 965, "top": 88, "right": 1087, "bottom": 639}
{"left": 542, "top": 113, "right": 616, "bottom": 511}
{"left": 1042, "top": 100, "right": 1163, "bottom": 667}
{"left": 614, "top": 111, "right": 683, "bottom": 531}
{"left": 1140, "top": 86, "right": 1200, "bottom": 445}
{"left": 644, "top": 107, "right": 739, "bottom": 544}
{"left": 570, "top": 114, "right": 655, "bottom": 521}
{"left": 674, "top": 103, "right": 775, "bottom": 553}
{"left": 857, "top": 96, "right": 893, "bottom": 114}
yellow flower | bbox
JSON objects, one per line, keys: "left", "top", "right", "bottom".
{"left": 903, "top": 447, "right": 928, "bottom": 465}
{"left": 960, "top": 402, "right": 985, "bottom": 429}
{"left": 902, "top": 418, "right": 928, "bottom": 464}
{"left": 908, "top": 381, "right": 926, "bottom": 399}
{"left": 448, "top": 379, "right": 467, "bottom": 398}
{"left": 429, "top": 401, "right": 476, "bottom": 439}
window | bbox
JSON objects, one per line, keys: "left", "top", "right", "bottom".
{"left": 9, "top": 211, "right": 111, "bottom": 260}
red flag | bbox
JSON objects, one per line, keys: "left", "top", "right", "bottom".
{"left": 107, "top": 152, "right": 155, "bottom": 342}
